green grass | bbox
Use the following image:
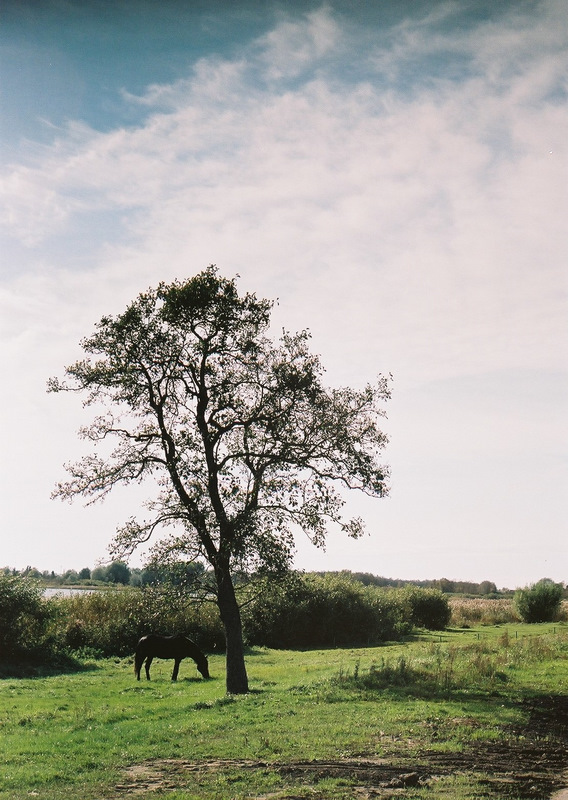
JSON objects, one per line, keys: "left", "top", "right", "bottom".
{"left": 1, "top": 623, "right": 567, "bottom": 799}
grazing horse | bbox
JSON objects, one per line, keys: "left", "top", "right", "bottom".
{"left": 134, "top": 634, "right": 210, "bottom": 681}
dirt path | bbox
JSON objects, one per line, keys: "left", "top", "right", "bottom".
{"left": 113, "top": 750, "right": 567, "bottom": 799}
{"left": 112, "top": 694, "right": 568, "bottom": 799}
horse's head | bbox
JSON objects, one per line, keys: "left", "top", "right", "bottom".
{"left": 197, "top": 655, "right": 210, "bottom": 679}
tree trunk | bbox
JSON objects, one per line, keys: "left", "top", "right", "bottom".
{"left": 215, "top": 562, "right": 249, "bottom": 694}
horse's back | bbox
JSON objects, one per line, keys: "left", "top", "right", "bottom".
{"left": 136, "top": 634, "right": 193, "bottom": 658}
{"left": 135, "top": 633, "right": 154, "bottom": 654}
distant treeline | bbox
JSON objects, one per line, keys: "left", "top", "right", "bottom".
{"left": 1, "top": 561, "right": 205, "bottom": 589}
{"left": 2, "top": 564, "right": 505, "bottom": 595}
{"left": 319, "top": 572, "right": 501, "bottom": 596}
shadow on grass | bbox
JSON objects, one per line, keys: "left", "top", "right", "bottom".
{"left": 0, "top": 652, "right": 100, "bottom": 679}
{"left": 243, "top": 646, "right": 276, "bottom": 657}
{"left": 320, "top": 660, "right": 516, "bottom": 706}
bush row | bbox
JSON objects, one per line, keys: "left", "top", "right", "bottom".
{"left": 0, "top": 573, "right": 452, "bottom": 664}
{"left": 241, "top": 575, "right": 450, "bottom": 648}
{"left": 5, "top": 574, "right": 565, "bottom": 671}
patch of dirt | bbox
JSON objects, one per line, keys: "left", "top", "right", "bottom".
{"left": 422, "top": 693, "right": 568, "bottom": 798}
{"left": 114, "top": 758, "right": 438, "bottom": 798}
{"left": 112, "top": 694, "right": 568, "bottom": 799}
{"left": 116, "top": 759, "right": 264, "bottom": 795}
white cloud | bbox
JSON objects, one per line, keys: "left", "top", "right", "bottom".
{"left": 257, "top": 6, "right": 341, "bottom": 81}
{"left": 122, "top": 57, "right": 248, "bottom": 110}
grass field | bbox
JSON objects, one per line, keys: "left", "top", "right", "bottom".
{"left": 1, "top": 624, "right": 567, "bottom": 799}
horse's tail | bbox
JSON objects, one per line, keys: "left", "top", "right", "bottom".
{"left": 134, "top": 638, "right": 146, "bottom": 679}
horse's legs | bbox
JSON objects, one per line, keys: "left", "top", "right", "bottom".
{"left": 145, "top": 656, "right": 153, "bottom": 680}
{"left": 171, "top": 658, "right": 181, "bottom": 681}
{"left": 135, "top": 654, "right": 143, "bottom": 680}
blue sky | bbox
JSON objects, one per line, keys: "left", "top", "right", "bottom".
{"left": 1, "top": 0, "right": 566, "bottom": 587}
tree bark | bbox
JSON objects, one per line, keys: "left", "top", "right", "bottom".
{"left": 215, "top": 561, "right": 249, "bottom": 694}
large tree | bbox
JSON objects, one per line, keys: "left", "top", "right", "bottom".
{"left": 49, "top": 267, "right": 390, "bottom": 693}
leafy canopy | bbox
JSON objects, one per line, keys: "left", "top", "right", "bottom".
{"left": 50, "top": 267, "right": 390, "bottom": 577}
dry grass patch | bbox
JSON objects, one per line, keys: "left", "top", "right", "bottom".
{"left": 449, "top": 597, "right": 568, "bottom": 628}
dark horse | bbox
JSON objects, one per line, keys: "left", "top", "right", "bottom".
{"left": 134, "top": 634, "right": 210, "bottom": 681}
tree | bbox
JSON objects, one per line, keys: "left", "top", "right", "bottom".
{"left": 106, "top": 560, "right": 131, "bottom": 585}
{"left": 91, "top": 565, "right": 109, "bottom": 582}
{"left": 62, "top": 569, "right": 79, "bottom": 585}
{"left": 49, "top": 267, "right": 390, "bottom": 693}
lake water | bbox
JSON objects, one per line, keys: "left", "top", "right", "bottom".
{"left": 43, "top": 587, "right": 99, "bottom": 598}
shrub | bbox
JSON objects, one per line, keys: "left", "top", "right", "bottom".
{"left": 241, "top": 573, "right": 410, "bottom": 648}
{"left": 514, "top": 579, "right": 564, "bottom": 623}
{"left": 0, "top": 574, "right": 55, "bottom": 663}
{"left": 401, "top": 587, "right": 451, "bottom": 630}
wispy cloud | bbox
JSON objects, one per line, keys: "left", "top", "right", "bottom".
{"left": 257, "top": 6, "right": 341, "bottom": 80}
{"left": 6, "top": 5, "right": 565, "bottom": 359}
